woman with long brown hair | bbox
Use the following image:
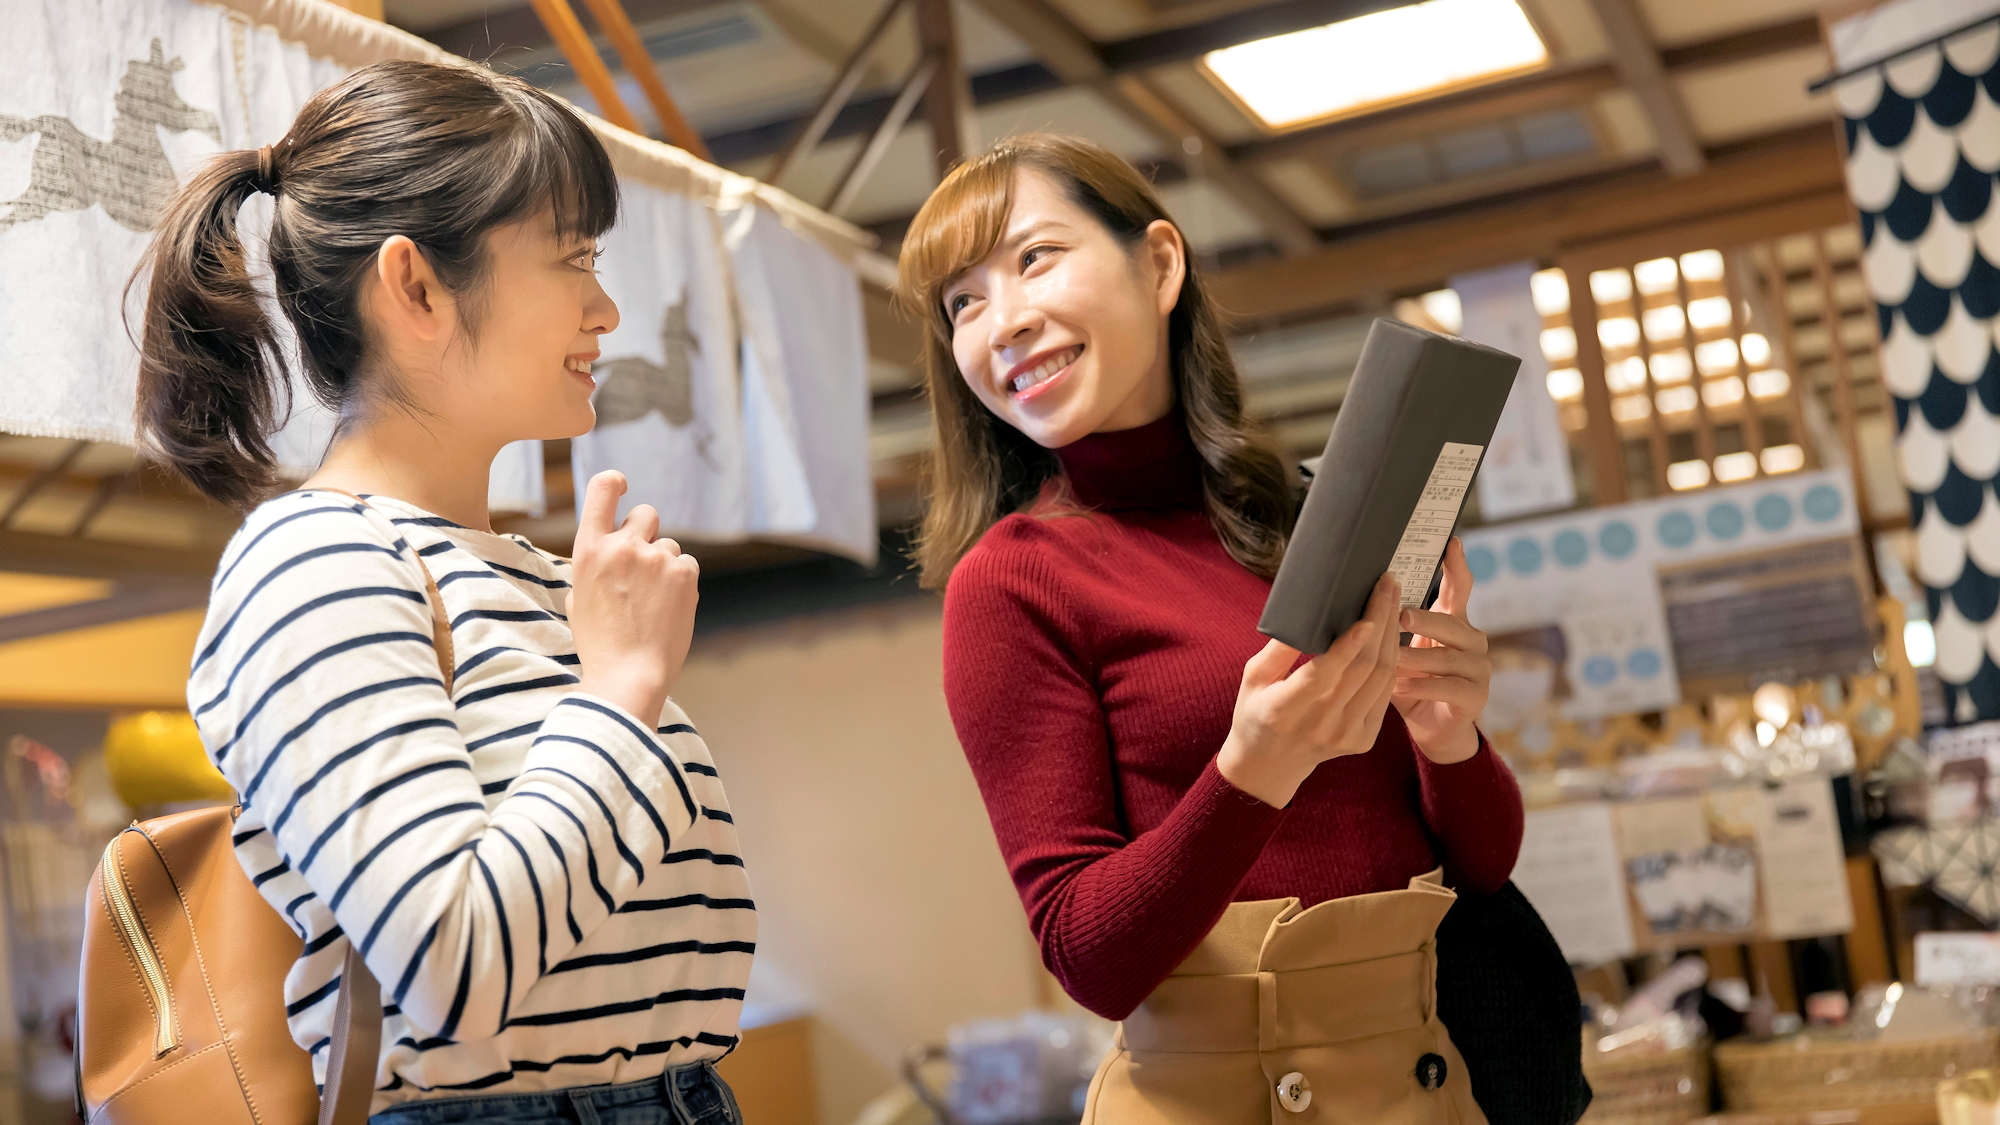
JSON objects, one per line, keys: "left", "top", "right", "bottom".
{"left": 134, "top": 62, "right": 750, "bottom": 1123}
{"left": 902, "top": 134, "right": 1529, "bottom": 1123}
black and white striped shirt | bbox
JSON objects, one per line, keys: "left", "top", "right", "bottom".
{"left": 190, "top": 490, "right": 753, "bottom": 1108}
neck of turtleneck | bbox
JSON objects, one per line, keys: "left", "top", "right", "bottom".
{"left": 1054, "top": 410, "right": 1205, "bottom": 511}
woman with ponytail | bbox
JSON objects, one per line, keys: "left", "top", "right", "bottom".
{"left": 139, "top": 61, "right": 750, "bottom": 1124}
{"left": 903, "top": 135, "right": 1533, "bottom": 1123}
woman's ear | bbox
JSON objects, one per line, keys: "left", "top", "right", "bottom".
{"left": 1143, "top": 219, "right": 1187, "bottom": 318}
{"left": 369, "top": 234, "right": 453, "bottom": 343}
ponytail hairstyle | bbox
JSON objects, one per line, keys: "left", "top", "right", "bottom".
{"left": 135, "top": 60, "right": 619, "bottom": 508}
{"left": 896, "top": 133, "right": 1296, "bottom": 590}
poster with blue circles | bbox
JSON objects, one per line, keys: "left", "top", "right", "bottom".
{"left": 1829, "top": 3, "right": 2000, "bottom": 725}
{"left": 1461, "top": 470, "right": 1862, "bottom": 726}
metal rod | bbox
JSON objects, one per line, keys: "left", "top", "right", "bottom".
{"left": 827, "top": 52, "right": 939, "bottom": 216}
{"left": 527, "top": 0, "right": 644, "bottom": 135}
{"left": 1808, "top": 12, "right": 1998, "bottom": 92}
{"left": 576, "top": 0, "right": 712, "bottom": 158}
{"left": 769, "top": 0, "right": 910, "bottom": 187}
{"left": 0, "top": 440, "right": 88, "bottom": 529}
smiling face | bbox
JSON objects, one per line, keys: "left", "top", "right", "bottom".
{"left": 437, "top": 209, "right": 620, "bottom": 444}
{"left": 940, "top": 169, "right": 1186, "bottom": 449}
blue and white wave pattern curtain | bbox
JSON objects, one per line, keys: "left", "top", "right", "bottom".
{"left": 1837, "top": 17, "right": 2000, "bottom": 722}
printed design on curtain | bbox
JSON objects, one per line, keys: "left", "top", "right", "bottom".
{"left": 592, "top": 294, "right": 717, "bottom": 465}
{"left": 1837, "top": 18, "right": 2000, "bottom": 722}
{"left": 0, "top": 40, "right": 219, "bottom": 233}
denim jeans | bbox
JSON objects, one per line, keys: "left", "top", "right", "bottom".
{"left": 368, "top": 1062, "right": 740, "bottom": 1125}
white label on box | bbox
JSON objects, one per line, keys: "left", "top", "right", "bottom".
{"left": 1390, "top": 442, "right": 1484, "bottom": 608}
{"left": 1916, "top": 932, "right": 2000, "bottom": 986}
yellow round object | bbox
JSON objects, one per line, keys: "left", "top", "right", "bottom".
{"left": 102, "top": 711, "right": 233, "bottom": 809}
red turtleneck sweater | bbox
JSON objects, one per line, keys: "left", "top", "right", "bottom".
{"left": 940, "top": 414, "right": 1525, "bottom": 1020}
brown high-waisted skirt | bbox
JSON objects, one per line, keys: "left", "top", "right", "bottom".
{"left": 1080, "top": 870, "right": 1487, "bottom": 1125}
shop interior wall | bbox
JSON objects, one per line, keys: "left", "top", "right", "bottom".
{"left": 670, "top": 597, "right": 1045, "bottom": 1124}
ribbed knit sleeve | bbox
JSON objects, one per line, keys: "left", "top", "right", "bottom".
{"left": 941, "top": 521, "right": 1286, "bottom": 1021}
{"left": 1413, "top": 733, "right": 1525, "bottom": 894}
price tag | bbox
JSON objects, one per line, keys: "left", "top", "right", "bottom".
{"left": 1915, "top": 932, "right": 2000, "bottom": 986}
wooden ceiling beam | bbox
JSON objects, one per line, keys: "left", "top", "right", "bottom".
{"left": 412, "top": 0, "right": 732, "bottom": 63}
{"left": 1586, "top": 0, "right": 1705, "bottom": 175}
{"left": 0, "top": 529, "right": 222, "bottom": 581}
{"left": 1208, "top": 125, "right": 1843, "bottom": 322}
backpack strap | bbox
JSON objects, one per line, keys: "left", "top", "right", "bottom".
{"left": 311, "top": 489, "right": 458, "bottom": 1124}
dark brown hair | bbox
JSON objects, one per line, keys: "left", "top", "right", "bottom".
{"left": 896, "top": 133, "right": 1295, "bottom": 590}
{"left": 135, "top": 60, "right": 619, "bottom": 508}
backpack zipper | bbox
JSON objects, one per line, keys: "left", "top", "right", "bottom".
{"left": 100, "top": 832, "right": 177, "bottom": 1056}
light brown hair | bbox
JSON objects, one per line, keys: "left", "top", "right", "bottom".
{"left": 134, "top": 61, "right": 619, "bottom": 509}
{"left": 896, "top": 133, "right": 1295, "bottom": 590}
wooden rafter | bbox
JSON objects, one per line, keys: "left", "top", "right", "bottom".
{"left": 527, "top": 0, "right": 646, "bottom": 134}
{"left": 1586, "top": 0, "right": 1705, "bottom": 176}
{"left": 576, "top": 0, "right": 711, "bottom": 158}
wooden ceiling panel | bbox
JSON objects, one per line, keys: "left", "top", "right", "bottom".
{"left": 1673, "top": 46, "right": 1833, "bottom": 145}
{"left": 1633, "top": 0, "right": 1827, "bottom": 49}
{"left": 1523, "top": 0, "right": 1609, "bottom": 64}
{"left": 1592, "top": 87, "right": 1657, "bottom": 158}
{"left": 1140, "top": 62, "right": 1262, "bottom": 144}
{"left": 1258, "top": 159, "right": 1358, "bottom": 225}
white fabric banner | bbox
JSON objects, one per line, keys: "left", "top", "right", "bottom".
{"left": 1451, "top": 262, "right": 1575, "bottom": 521}
{"left": 2, "top": 0, "right": 871, "bottom": 545}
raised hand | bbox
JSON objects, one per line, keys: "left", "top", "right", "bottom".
{"left": 565, "top": 471, "right": 701, "bottom": 723}
{"left": 1217, "top": 573, "right": 1403, "bottom": 808}
{"left": 1394, "top": 538, "right": 1490, "bottom": 764}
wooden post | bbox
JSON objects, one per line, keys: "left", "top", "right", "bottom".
{"left": 1724, "top": 255, "right": 1765, "bottom": 467}
{"left": 1812, "top": 232, "right": 1872, "bottom": 518}
{"left": 576, "top": 0, "right": 711, "bottom": 159}
{"left": 528, "top": 0, "right": 645, "bottom": 135}
{"left": 913, "top": 0, "right": 976, "bottom": 177}
{"left": 1564, "top": 259, "right": 1628, "bottom": 504}
{"left": 1757, "top": 247, "right": 1818, "bottom": 469}
{"left": 1748, "top": 940, "right": 1798, "bottom": 1014}
{"left": 1629, "top": 267, "right": 1672, "bottom": 493}
{"left": 1843, "top": 856, "right": 1895, "bottom": 988}
{"left": 1676, "top": 267, "right": 1718, "bottom": 467}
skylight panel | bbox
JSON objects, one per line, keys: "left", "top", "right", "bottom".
{"left": 1203, "top": 0, "right": 1548, "bottom": 131}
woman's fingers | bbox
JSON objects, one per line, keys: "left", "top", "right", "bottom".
{"left": 1400, "top": 608, "right": 1488, "bottom": 654}
{"left": 1394, "top": 675, "right": 1484, "bottom": 709}
{"left": 623, "top": 503, "right": 660, "bottom": 544}
{"left": 576, "top": 471, "right": 626, "bottom": 544}
{"left": 1396, "top": 644, "right": 1481, "bottom": 678}
{"left": 1242, "top": 637, "right": 1303, "bottom": 692}
{"left": 1435, "top": 537, "right": 1474, "bottom": 617}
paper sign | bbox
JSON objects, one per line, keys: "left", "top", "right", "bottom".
{"left": 1512, "top": 803, "right": 1637, "bottom": 964}
{"left": 1390, "top": 442, "right": 1483, "bottom": 607}
{"left": 1755, "top": 779, "right": 1855, "bottom": 940}
{"left": 1916, "top": 932, "right": 2000, "bottom": 986}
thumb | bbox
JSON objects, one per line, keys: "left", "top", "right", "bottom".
{"left": 1242, "top": 637, "right": 1301, "bottom": 691}
{"left": 577, "top": 471, "right": 626, "bottom": 543}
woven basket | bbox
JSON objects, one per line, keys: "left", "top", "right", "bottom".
{"left": 1714, "top": 1030, "right": 1999, "bottom": 1111}
{"left": 1581, "top": 1043, "right": 1708, "bottom": 1125}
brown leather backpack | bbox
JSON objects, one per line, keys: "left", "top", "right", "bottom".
{"left": 78, "top": 493, "right": 454, "bottom": 1125}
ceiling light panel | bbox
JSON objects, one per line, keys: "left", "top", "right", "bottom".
{"left": 1203, "top": 0, "right": 1548, "bottom": 130}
